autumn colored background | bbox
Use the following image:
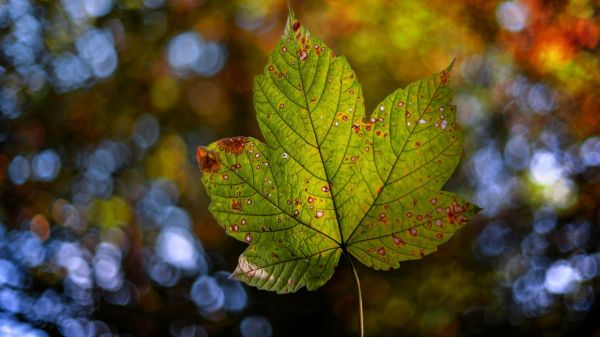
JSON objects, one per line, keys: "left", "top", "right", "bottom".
{"left": 0, "top": 0, "right": 599, "bottom": 336}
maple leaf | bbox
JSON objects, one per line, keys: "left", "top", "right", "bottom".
{"left": 196, "top": 9, "right": 479, "bottom": 296}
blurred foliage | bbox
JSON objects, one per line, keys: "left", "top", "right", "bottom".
{"left": 0, "top": 0, "right": 599, "bottom": 336}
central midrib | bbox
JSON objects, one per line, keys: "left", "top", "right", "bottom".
{"left": 290, "top": 29, "right": 346, "bottom": 247}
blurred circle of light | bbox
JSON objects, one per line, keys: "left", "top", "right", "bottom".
{"left": 168, "top": 32, "right": 203, "bottom": 73}
{"left": 545, "top": 177, "right": 577, "bottom": 207}
{"left": 172, "top": 324, "right": 208, "bottom": 337}
{"left": 156, "top": 227, "right": 200, "bottom": 272}
{"left": 527, "top": 84, "right": 555, "bottom": 113}
{"left": 104, "top": 281, "right": 134, "bottom": 306}
{"left": 192, "top": 42, "right": 226, "bottom": 77}
{"left": 566, "top": 285, "right": 595, "bottom": 312}
{"left": 511, "top": 270, "right": 552, "bottom": 314}
{"left": 240, "top": 315, "right": 273, "bottom": 337}
{"left": 55, "top": 242, "right": 92, "bottom": 289}
{"left": 34, "top": 289, "right": 64, "bottom": 322}
{"left": 167, "top": 32, "right": 226, "bottom": 77}
{"left": 158, "top": 206, "right": 191, "bottom": 228}
{"left": 0, "top": 259, "right": 23, "bottom": 288}
{"left": 133, "top": 114, "right": 160, "bottom": 149}
{"left": 146, "top": 256, "right": 181, "bottom": 286}
{"left": 496, "top": 1, "right": 528, "bottom": 32}
{"left": 529, "top": 150, "right": 564, "bottom": 185}
{"left": 8, "top": 154, "right": 30, "bottom": 185}
{"left": 570, "top": 255, "right": 598, "bottom": 280}
{"left": 475, "top": 221, "right": 511, "bottom": 258}
{"left": 533, "top": 207, "right": 556, "bottom": 234}
{"left": 85, "top": 147, "right": 116, "bottom": 180}
{"left": 13, "top": 13, "right": 41, "bottom": 46}
{"left": 76, "top": 29, "right": 118, "bottom": 78}
{"left": 579, "top": 136, "right": 600, "bottom": 167}
{"left": 0, "top": 318, "right": 49, "bottom": 337}
{"left": 51, "top": 53, "right": 93, "bottom": 92}
{"left": 0, "top": 288, "right": 22, "bottom": 313}
{"left": 11, "top": 231, "right": 46, "bottom": 267}
{"left": 190, "top": 275, "right": 225, "bottom": 313}
{"left": 456, "top": 94, "right": 484, "bottom": 127}
{"left": 544, "top": 260, "right": 581, "bottom": 294}
{"left": 32, "top": 149, "right": 61, "bottom": 181}
{"left": 83, "top": 0, "right": 114, "bottom": 17}
{"left": 93, "top": 242, "right": 123, "bottom": 291}
{"left": 58, "top": 318, "right": 86, "bottom": 337}
{"left": 0, "top": 89, "right": 21, "bottom": 119}
{"left": 214, "top": 271, "right": 247, "bottom": 312}
{"left": 143, "top": 0, "right": 165, "bottom": 9}
{"left": 504, "top": 134, "right": 531, "bottom": 171}
{"left": 235, "top": 4, "right": 267, "bottom": 31}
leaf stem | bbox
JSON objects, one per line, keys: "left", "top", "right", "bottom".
{"left": 345, "top": 253, "right": 364, "bottom": 337}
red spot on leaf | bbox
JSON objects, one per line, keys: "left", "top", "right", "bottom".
{"left": 292, "top": 21, "right": 301, "bottom": 31}
{"left": 230, "top": 224, "right": 239, "bottom": 232}
{"left": 217, "top": 137, "right": 247, "bottom": 155}
{"left": 377, "top": 247, "right": 386, "bottom": 256}
{"left": 196, "top": 147, "right": 220, "bottom": 174}
{"left": 352, "top": 124, "right": 360, "bottom": 133}
{"left": 392, "top": 235, "right": 405, "bottom": 246}
{"left": 298, "top": 50, "right": 308, "bottom": 61}
{"left": 408, "top": 228, "right": 417, "bottom": 236}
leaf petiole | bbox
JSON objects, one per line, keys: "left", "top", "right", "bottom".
{"left": 345, "top": 252, "right": 364, "bottom": 337}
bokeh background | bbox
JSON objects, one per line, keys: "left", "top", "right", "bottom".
{"left": 0, "top": 0, "right": 599, "bottom": 336}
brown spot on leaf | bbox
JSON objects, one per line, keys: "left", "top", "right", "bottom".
{"left": 232, "top": 199, "right": 243, "bottom": 211}
{"left": 292, "top": 21, "right": 301, "bottom": 31}
{"left": 377, "top": 247, "right": 386, "bottom": 256}
{"left": 218, "top": 137, "right": 247, "bottom": 155}
{"left": 196, "top": 146, "right": 220, "bottom": 174}
{"left": 440, "top": 70, "right": 449, "bottom": 85}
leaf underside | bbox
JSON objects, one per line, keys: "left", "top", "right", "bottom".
{"left": 197, "top": 10, "right": 479, "bottom": 293}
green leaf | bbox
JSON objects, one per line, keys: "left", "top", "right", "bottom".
{"left": 197, "top": 9, "right": 479, "bottom": 293}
